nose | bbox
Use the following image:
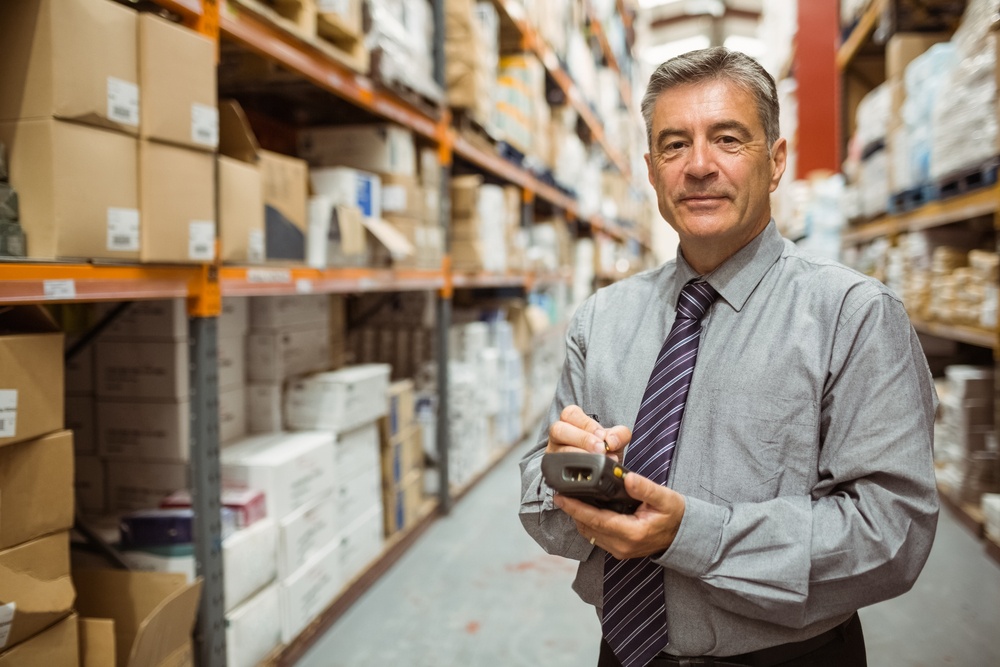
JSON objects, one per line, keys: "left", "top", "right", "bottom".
{"left": 685, "top": 138, "right": 717, "bottom": 180}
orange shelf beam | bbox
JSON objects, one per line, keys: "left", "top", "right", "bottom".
{"left": 218, "top": 266, "right": 445, "bottom": 295}
{"left": 0, "top": 263, "right": 202, "bottom": 304}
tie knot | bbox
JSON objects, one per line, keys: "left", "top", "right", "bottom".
{"left": 677, "top": 281, "right": 718, "bottom": 321}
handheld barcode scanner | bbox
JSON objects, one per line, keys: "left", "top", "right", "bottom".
{"left": 541, "top": 451, "right": 641, "bottom": 514}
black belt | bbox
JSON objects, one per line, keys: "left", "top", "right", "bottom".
{"left": 650, "top": 613, "right": 856, "bottom": 667}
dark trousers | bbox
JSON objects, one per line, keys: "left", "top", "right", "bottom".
{"left": 598, "top": 613, "right": 866, "bottom": 667}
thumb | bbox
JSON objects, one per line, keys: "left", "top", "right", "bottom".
{"left": 624, "top": 472, "right": 674, "bottom": 511}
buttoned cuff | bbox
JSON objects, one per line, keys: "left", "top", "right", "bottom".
{"left": 653, "top": 496, "right": 727, "bottom": 577}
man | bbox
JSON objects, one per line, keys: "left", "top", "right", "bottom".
{"left": 518, "top": 47, "right": 938, "bottom": 667}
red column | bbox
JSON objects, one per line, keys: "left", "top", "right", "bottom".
{"left": 795, "top": 0, "right": 840, "bottom": 178}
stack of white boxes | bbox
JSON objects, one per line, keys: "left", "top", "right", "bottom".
{"left": 935, "top": 365, "right": 999, "bottom": 506}
{"left": 491, "top": 319, "right": 525, "bottom": 450}
{"left": 246, "top": 294, "right": 333, "bottom": 434}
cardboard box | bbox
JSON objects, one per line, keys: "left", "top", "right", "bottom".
{"left": 380, "top": 173, "right": 424, "bottom": 218}
{"left": 0, "top": 431, "right": 73, "bottom": 549}
{"left": 225, "top": 584, "right": 281, "bottom": 667}
{"left": 246, "top": 383, "right": 283, "bottom": 434}
{"left": 219, "top": 385, "right": 247, "bottom": 446}
{"left": 75, "top": 455, "right": 107, "bottom": 516}
{"left": 386, "top": 379, "right": 415, "bottom": 437}
{"left": 139, "top": 140, "right": 216, "bottom": 264}
{"left": 886, "top": 32, "right": 951, "bottom": 80}
{"left": 66, "top": 346, "right": 94, "bottom": 395}
{"left": 309, "top": 167, "right": 382, "bottom": 219}
{"left": 246, "top": 326, "right": 331, "bottom": 383}
{"left": 66, "top": 394, "right": 96, "bottom": 454}
{"left": 0, "top": 119, "right": 139, "bottom": 260}
{"left": 97, "top": 400, "right": 190, "bottom": 462}
{"left": 383, "top": 468, "right": 424, "bottom": 536}
{"left": 298, "top": 124, "right": 416, "bottom": 175}
{"left": 249, "top": 294, "right": 331, "bottom": 331}
{"left": 278, "top": 537, "right": 341, "bottom": 644}
{"left": 79, "top": 617, "right": 115, "bottom": 667}
{"left": 95, "top": 340, "right": 188, "bottom": 401}
{"left": 284, "top": 364, "right": 390, "bottom": 433}
{"left": 106, "top": 461, "right": 189, "bottom": 512}
{"left": 219, "top": 157, "right": 265, "bottom": 264}
{"left": 0, "top": 306, "right": 63, "bottom": 448}
{"left": 307, "top": 199, "right": 368, "bottom": 268}
{"left": 219, "top": 298, "right": 249, "bottom": 339}
{"left": 73, "top": 568, "right": 202, "bottom": 667}
{"left": 219, "top": 100, "right": 307, "bottom": 262}
{"left": 0, "top": 0, "right": 139, "bottom": 133}
{"left": 0, "top": 532, "right": 74, "bottom": 652}
{"left": 0, "top": 613, "right": 78, "bottom": 667}
{"left": 277, "top": 495, "right": 338, "bottom": 579}
{"left": 218, "top": 335, "right": 247, "bottom": 390}
{"left": 138, "top": 13, "right": 218, "bottom": 150}
{"left": 220, "top": 431, "right": 336, "bottom": 520}
{"left": 380, "top": 423, "right": 421, "bottom": 488}
{"left": 98, "top": 300, "right": 188, "bottom": 341}
{"left": 223, "top": 518, "right": 278, "bottom": 613}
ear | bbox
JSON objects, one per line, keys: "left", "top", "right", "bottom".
{"left": 768, "top": 138, "right": 787, "bottom": 193}
{"left": 644, "top": 153, "right": 655, "bottom": 187}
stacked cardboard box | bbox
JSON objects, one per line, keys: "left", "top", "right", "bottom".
{"left": 381, "top": 380, "right": 426, "bottom": 536}
{"left": 935, "top": 365, "right": 999, "bottom": 506}
{"left": 0, "top": 306, "right": 77, "bottom": 662}
{"left": 926, "top": 248, "right": 1000, "bottom": 328}
{"left": 445, "top": 0, "right": 495, "bottom": 127}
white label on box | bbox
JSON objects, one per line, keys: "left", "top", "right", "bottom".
{"left": 247, "top": 269, "right": 292, "bottom": 284}
{"left": 107, "top": 77, "right": 140, "bottom": 126}
{"left": 191, "top": 103, "right": 220, "bottom": 147}
{"left": 248, "top": 230, "right": 265, "bottom": 263}
{"left": 382, "top": 185, "right": 408, "bottom": 212}
{"left": 107, "top": 208, "right": 140, "bottom": 251}
{"left": 295, "top": 279, "right": 313, "bottom": 294}
{"left": 43, "top": 279, "right": 76, "bottom": 300}
{"left": 0, "top": 602, "right": 14, "bottom": 648}
{"left": 0, "top": 390, "right": 16, "bottom": 438}
{"left": 189, "top": 220, "right": 216, "bottom": 260}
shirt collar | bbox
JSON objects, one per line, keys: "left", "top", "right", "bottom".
{"left": 670, "top": 219, "right": 785, "bottom": 312}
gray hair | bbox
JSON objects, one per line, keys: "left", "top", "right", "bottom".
{"left": 641, "top": 47, "right": 780, "bottom": 151}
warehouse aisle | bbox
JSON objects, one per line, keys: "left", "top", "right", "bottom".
{"left": 299, "top": 434, "right": 1000, "bottom": 667}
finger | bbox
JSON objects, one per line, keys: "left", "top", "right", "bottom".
{"left": 603, "top": 425, "right": 632, "bottom": 457}
{"left": 560, "top": 405, "right": 606, "bottom": 439}
{"left": 547, "top": 419, "right": 606, "bottom": 455}
{"left": 623, "top": 471, "right": 676, "bottom": 511}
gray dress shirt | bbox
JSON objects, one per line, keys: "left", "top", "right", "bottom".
{"left": 519, "top": 221, "right": 939, "bottom": 657}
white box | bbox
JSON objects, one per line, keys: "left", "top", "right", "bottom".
{"left": 75, "top": 454, "right": 106, "bottom": 515}
{"left": 247, "top": 382, "right": 283, "bottom": 434}
{"left": 96, "top": 339, "right": 189, "bottom": 400}
{"left": 247, "top": 325, "right": 331, "bottom": 383}
{"left": 331, "top": 504, "right": 384, "bottom": 588}
{"left": 298, "top": 124, "right": 416, "bottom": 176}
{"left": 224, "top": 517, "right": 278, "bottom": 612}
{"left": 122, "top": 545, "right": 197, "bottom": 579}
{"left": 218, "top": 334, "right": 246, "bottom": 389}
{"left": 279, "top": 537, "right": 342, "bottom": 644}
{"left": 106, "top": 460, "right": 189, "bottom": 511}
{"left": 97, "top": 399, "right": 190, "bottom": 462}
{"left": 333, "top": 422, "right": 380, "bottom": 480}
{"left": 226, "top": 584, "right": 282, "bottom": 667}
{"left": 250, "top": 294, "right": 330, "bottom": 331}
{"left": 284, "top": 364, "right": 391, "bottom": 433}
{"left": 278, "top": 495, "right": 339, "bottom": 579}
{"left": 220, "top": 297, "right": 250, "bottom": 339}
{"left": 219, "top": 385, "right": 247, "bottom": 445}
{"left": 221, "top": 431, "right": 336, "bottom": 520}
{"left": 98, "top": 299, "right": 187, "bottom": 339}
{"left": 66, "top": 393, "right": 96, "bottom": 454}
{"left": 333, "top": 465, "right": 382, "bottom": 533}
{"left": 309, "top": 167, "right": 382, "bottom": 220}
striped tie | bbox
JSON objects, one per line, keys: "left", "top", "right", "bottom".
{"left": 602, "top": 280, "right": 718, "bottom": 667}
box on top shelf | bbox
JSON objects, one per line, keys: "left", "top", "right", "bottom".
{"left": 0, "top": 118, "right": 139, "bottom": 261}
{"left": 138, "top": 13, "right": 218, "bottom": 151}
{"left": 219, "top": 99, "right": 308, "bottom": 262}
{"left": 0, "top": 531, "right": 74, "bottom": 653}
{"left": 219, "top": 156, "right": 266, "bottom": 264}
{"left": 298, "top": 124, "right": 417, "bottom": 176}
{"left": 0, "top": 430, "right": 73, "bottom": 550}
{"left": 0, "top": 0, "right": 139, "bottom": 134}
{"left": 73, "top": 568, "right": 202, "bottom": 667}
{"left": 0, "top": 613, "right": 78, "bottom": 667}
{"left": 225, "top": 583, "right": 281, "bottom": 667}
{"left": 221, "top": 431, "right": 337, "bottom": 520}
{"left": 284, "top": 364, "right": 391, "bottom": 433}
{"left": 0, "top": 305, "right": 64, "bottom": 449}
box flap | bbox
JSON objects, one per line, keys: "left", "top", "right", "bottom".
{"left": 127, "top": 578, "right": 201, "bottom": 667}
{"left": 0, "top": 532, "right": 75, "bottom": 650}
{"left": 218, "top": 99, "right": 260, "bottom": 164}
{"left": 361, "top": 216, "right": 414, "bottom": 260}
{"left": 80, "top": 618, "right": 116, "bottom": 667}
{"left": 0, "top": 305, "right": 61, "bottom": 335}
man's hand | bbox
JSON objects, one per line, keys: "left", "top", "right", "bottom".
{"left": 554, "top": 471, "right": 686, "bottom": 560}
{"left": 546, "top": 405, "right": 632, "bottom": 462}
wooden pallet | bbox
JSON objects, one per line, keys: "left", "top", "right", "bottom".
{"left": 937, "top": 157, "right": 1000, "bottom": 202}
{"left": 888, "top": 183, "right": 939, "bottom": 215}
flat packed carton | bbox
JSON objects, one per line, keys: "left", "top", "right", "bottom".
{"left": 0, "top": 531, "right": 75, "bottom": 652}
{"left": 225, "top": 584, "right": 281, "bottom": 667}
{"left": 0, "top": 305, "right": 64, "bottom": 448}
{"left": 249, "top": 294, "right": 330, "bottom": 330}
{"left": 0, "top": 430, "right": 74, "bottom": 549}
{"left": 0, "top": 0, "right": 139, "bottom": 133}
{"left": 140, "top": 140, "right": 216, "bottom": 264}
{"left": 97, "top": 300, "right": 188, "bottom": 341}
{"left": 73, "top": 568, "right": 202, "bottom": 667}
{"left": 219, "top": 156, "right": 265, "bottom": 263}
{"left": 95, "top": 340, "right": 188, "bottom": 401}
{"left": 0, "top": 119, "right": 139, "bottom": 260}
{"left": 0, "top": 612, "right": 79, "bottom": 667}
{"left": 223, "top": 518, "right": 278, "bottom": 613}
{"left": 284, "top": 364, "right": 391, "bottom": 433}
{"left": 138, "top": 13, "right": 218, "bottom": 150}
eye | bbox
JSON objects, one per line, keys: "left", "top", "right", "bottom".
{"left": 718, "top": 135, "right": 739, "bottom": 145}
{"left": 663, "top": 141, "right": 686, "bottom": 152}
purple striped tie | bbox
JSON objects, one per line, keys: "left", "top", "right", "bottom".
{"left": 602, "top": 280, "right": 718, "bottom": 667}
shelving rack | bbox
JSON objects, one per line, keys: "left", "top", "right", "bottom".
{"left": 0, "top": 1, "right": 645, "bottom": 665}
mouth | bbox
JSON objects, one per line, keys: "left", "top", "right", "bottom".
{"left": 680, "top": 194, "right": 728, "bottom": 202}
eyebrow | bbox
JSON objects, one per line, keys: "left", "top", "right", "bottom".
{"left": 654, "top": 120, "right": 755, "bottom": 147}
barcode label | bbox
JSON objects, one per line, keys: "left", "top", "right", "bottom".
{"left": 107, "top": 77, "right": 139, "bottom": 126}
{"left": 295, "top": 279, "right": 313, "bottom": 293}
{"left": 189, "top": 221, "right": 215, "bottom": 260}
{"left": 107, "top": 208, "right": 140, "bottom": 251}
{"left": 43, "top": 280, "right": 76, "bottom": 300}
{"left": 247, "top": 268, "right": 292, "bottom": 283}
{"left": 0, "top": 391, "right": 17, "bottom": 439}
{"left": 0, "top": 603, "right": 15, "bottom": 648}
{"left": 191, "top": 103, "right": 219, "bottom": 147}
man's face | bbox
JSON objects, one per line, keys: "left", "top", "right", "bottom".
{"left": 644, "top": 78, "right": 786, "bottom": 269}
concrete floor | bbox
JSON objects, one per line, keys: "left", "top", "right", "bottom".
{"left": 298, "top": 436, "right": 1000, "bottom": 667}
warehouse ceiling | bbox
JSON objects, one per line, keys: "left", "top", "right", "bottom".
{"left": 637, "top": 0, "right": 765, "bottom": 64}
